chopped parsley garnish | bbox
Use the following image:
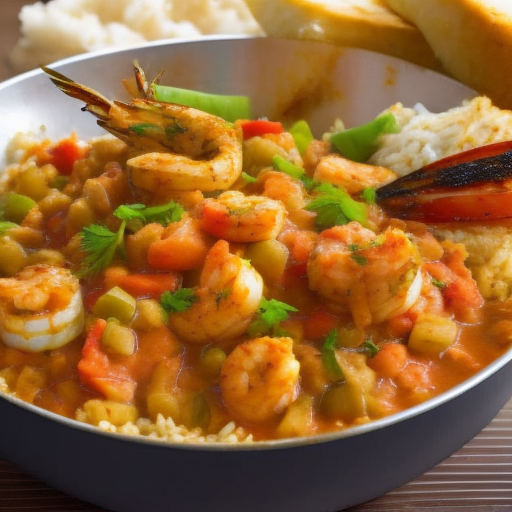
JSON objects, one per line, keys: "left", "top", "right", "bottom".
{"left": 78, "top": 222, "right": 125, "bottom": 278}
{"left": 161, "top": 288, "right": 198, "bottom": 313}
{"left": 431, "top": 277, "right": 447, "bottom": 290}
{"left": 306, "top": 182, "right": 368, "bottom": 229}
{"left": 359, "top": 337, "right": 380, "bottom": 358}
{"left": 247, "top": 297, "right": 298, "bottom": 337}
{"left": 114, "top": 201, "right": 184, "bottom": 227}
{"left": 321, "top": 329, "right": 345, "bottom": 380}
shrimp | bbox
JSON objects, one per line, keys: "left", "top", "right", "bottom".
{"left": 43, "top": 66, "right": 243, "bottom": 194}
{"left": 168, "top": 240, "right": 263, "bottom": 343}
{"left": 0, "top": 265, "right": 85, "bottom": 352}
{"left": 313, "top": 154, "right": 396, "bottom": 195}
{"left": 307, "top": 222, "right": 423, "bottom": 327}
{"left": 200, "top": 190, "right": 287, "bottom": 242}
{"left": 220, "top": 336, "right": 300, "bottom": 423}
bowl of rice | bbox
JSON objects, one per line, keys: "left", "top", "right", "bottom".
{"left": 0, "top": 36, "right": 511, "bottom": 512}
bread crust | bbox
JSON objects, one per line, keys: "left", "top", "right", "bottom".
{"left": 385, "top": 0, "right": 512, "bottom": 109}
{"left": 244, "top": 0, "right": 442, "bottom": 70}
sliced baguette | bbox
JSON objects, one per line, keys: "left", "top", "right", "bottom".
{"left": 244, "top": 0, "right": 442, "bottom": 70}
{"left": 384, "top": 0, "right": 512, "bottom": 109}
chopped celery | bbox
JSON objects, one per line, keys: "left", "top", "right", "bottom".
{"left": 101, "top": 320, "right": 136, "bottom": 356}
{"left": 289, "top": 120, "right": 314, "bottom": 155}
{"left": 152, "top": 84, "right": 252, "bottom": 122}
{"left": 330, "top": 113, "right": 399, "bottom": 162}
{"left": 92, "top": 286, "right": 137, "bottom": 324}
{"left": 4, "top": 192, "right": 36, "bottom": 223}
{"left": 272, "top": 155, "right": 306, "bottom": 180}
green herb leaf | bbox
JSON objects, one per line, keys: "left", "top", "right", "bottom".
{"left": 247, "top": 297, "right": 298, "bottom": 337}
{"left": 321, "top": 329, "right": 345, "bottom": 380}
{"left": 330, "top": 113, "right": 399, "bottom": 162}
{"left": 431, "top": 277, "right": 447, "bottom": 290}
{"left": 360, "top": 338, "right": 380, "bottom": 358}
{"left": 152, "top": 84, "right": 252, "bottom": 123}
{"left": 306, "top": 182, "right": 368, "bottom": 229}
{"left": 114, "top": 201, "right": 184, "bottom": 227}
{"left": 79, "top": 222, "right": 125, "bottom": 278}
{"left": 161, "top": 288, "right": 198, "bottom": 313}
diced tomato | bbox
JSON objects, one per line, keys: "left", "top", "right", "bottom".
{"left": 77, "top": 319, "right": 136, "bottom": 403}
{"left": 48, "top": 135, "right": 89, "bottom": 175}
{"left": 240, "top": 119, "right": 284, "bottom": 139}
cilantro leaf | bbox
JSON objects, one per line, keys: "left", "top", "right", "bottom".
{"left": 78, "top": 222, "right": 125, "bottom": 278}
{"left": 360, "top": 337, "right": 380, "bottom": 358}
{"left": 161, "top": 288, "right": 198, "bottom": 313}
{"left": 247, "top": 297, "right": 298, "bottom": 337}
{"left": 306, "top": 182, "right": 368, "bottom": 230}
{"left": 321, "top": 329, "right": 345, "bottom": 380}
{"left": 114, "top": 201, "right": 184, "bottom": 227}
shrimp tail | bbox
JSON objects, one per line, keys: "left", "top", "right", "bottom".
{"left": 41, "top": 66, "right": 113, "bottom": 121}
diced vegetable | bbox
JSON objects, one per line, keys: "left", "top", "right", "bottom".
{"left": 200, "top": 346, "right": 227, "bottom": 377}
{"left": 152, "top": 84, "right": 252, "bottom": 123}
{"left": 408, "top": 314, "right": 459, "bottom": 355}
{"left": 92, "top": 286, "right": 137, "bottom": 324}
{"left": 81, "top": 399, "right": 138, "bottom": 426}
{"left": 272, "top": 155, "right": 306, "bottom": 180}
{"left": 48, "top": 136, "right": 88, "bottom": 176}
{"left": 101, "top": 320, "right": 136, "bottom": 356}
{"left": 330, "top": 113, "right": 399, "bottom": 162}
{"left": 289, "top": 120, "right": 314, "bottom": 155}
{"left": 244, "top": 239, "right": 289, "bottom": 283}
{"left": 240, "top": 119, "right": 284, "bottom": 139}
{"left": 3, "top": 192, "right": 36, "bottom": 223}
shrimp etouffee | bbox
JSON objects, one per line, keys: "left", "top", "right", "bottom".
{"left": 0, "top": 79, "right": 511, "bottom": 442}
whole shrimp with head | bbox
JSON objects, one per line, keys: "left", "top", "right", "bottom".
{"left": 42, "top": 63, "right": 243, "bottom": 194}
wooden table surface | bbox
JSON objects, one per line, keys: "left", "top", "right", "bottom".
{"left": 0, "top": 1, "right": 511, "bottom": 511}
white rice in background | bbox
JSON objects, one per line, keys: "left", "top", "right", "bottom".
{"left": 370, "top": 96, "right": 512, "bottom": 176}
{"left": 370, "top": 95, "right": 512, "bottom": 301}
{"left": 9, "top": 0, "right": 263, "bottom": 72}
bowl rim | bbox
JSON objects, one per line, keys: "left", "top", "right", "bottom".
{"left": 0, "top": 35, "right": 509, "bottom": 452}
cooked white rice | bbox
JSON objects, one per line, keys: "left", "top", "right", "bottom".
{"left": 370, "top": 96, "right": 512, "bottom": 176}
{"left": 9, "top": 0, "right": 263, "bottom": 72}
{"left": 75, "top": 409, "right": 254, "bottom": 443}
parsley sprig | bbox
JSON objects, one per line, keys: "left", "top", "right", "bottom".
{"left": 306, "top": 182, "right": 368, "bottom": 230}
{"left": 321, "top": 329, "right": 345, "bottom": 380}
{"left": 247, "top": 297, "right": 298, "bottom": 338}
{"left": 78, "top": 200, "right": 184, "bottom": 279}
{"left": 160, "top": 288, "right": 198, "bottom": 313}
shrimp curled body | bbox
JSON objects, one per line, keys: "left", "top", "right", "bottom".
{"left": 0, "top": 265, "right": 85, "bottom": 352}
{"left": 168, "top": 240, "right": 264, "bottom": 344}
{"left": 220, "top": 336, "right": 300, "bottom": 423}
{"left": 307, "top": 222, "right": 423, "bottom": 327}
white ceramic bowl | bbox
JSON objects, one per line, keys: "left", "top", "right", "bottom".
{"left": 0, "top": 36, "right": 510, "bottom": 512}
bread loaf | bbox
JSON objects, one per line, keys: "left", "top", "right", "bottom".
{"left": 384, "top": 0, "right": 512, "bottom": 109}
{"left": 244, "top": 0, "right": 442, "bottom": 70}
